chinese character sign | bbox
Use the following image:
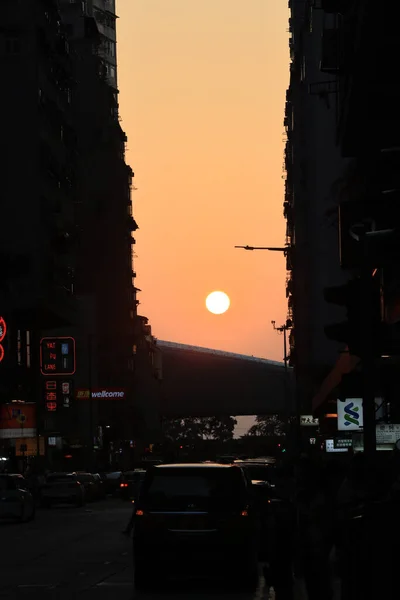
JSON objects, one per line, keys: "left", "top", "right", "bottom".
{"left": 43, "top": 380, "right": 73, "bottom": 411}
{"left": 40, "top": 337, "right": 76, "bottom": 375}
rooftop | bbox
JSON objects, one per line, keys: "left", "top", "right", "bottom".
{"left": 157, "top": 340, "right": 286, "bottom": 368}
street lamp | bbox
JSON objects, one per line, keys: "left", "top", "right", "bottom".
{"left": 271, "top": 319, "right": 293, "bottom": 446}
{"left": 234, "top": 245, "right": 289, "bottom": 253}
{"left": 235, "top": 243, "right": 296, "bottom": 449}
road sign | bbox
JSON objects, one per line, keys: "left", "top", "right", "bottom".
{"left": 337, "top": 399, "right": 364, "bottom": 431}
{"left": 300, "top": 415, "right": 319, "bottom": 426}
{"left": 376, "top": 424, "right": 400, "bottom": 444}
{"left": 40, "top": 337, "right": 76, "bottom": 375}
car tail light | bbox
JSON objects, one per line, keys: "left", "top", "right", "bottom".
{"left": 240, "top": 509, "right": 249, "bottom": 516}
{"left": 120, "top": 482, "right": 128, "bottom": 488}
{"left": 135, "top": 509, "right": 144, "bottom": 516}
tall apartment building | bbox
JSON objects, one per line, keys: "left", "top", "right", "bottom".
{"left": 0, "top": 0, "right": 160, "bottom": 469}
{"left": 0, "top": 0, "right": 84, "bottom": 464}
{"left": 284, "top": 0, "right": 350, "bottom": 418}
{"left": 286, "top": 0, "right": 400, "bottom": 430}
{"left": 59, "top": 0, "right": 161, "bottom": 463}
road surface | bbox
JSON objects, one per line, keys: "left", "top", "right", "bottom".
{"left": 0, "top": 498, "right": 336, "bottom": 599}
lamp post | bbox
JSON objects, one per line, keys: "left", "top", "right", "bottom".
{"left": 235, "top": 244, "right": 296, "bottom": 449}
{"left": 234, "top": 245, "right": 289, "bottom": 253}
{"left": 271, "top": 319, "right": 295, "bottom": 449}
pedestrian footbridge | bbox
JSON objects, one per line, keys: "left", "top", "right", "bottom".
{"left": 157, "top": 340, "right": 294, "bottom": 417}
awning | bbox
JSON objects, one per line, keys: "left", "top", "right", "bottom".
{"left": 312, "top": 348, "right": 360, "bottom": 412}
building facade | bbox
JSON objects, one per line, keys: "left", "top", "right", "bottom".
{"left": 0, "top": 0, "right": 159, "bottom": 470}
{"left": 285, "top": 0, "right": 350, "bottom": 418}
{"left": 286, "top": 0, "right": 400, "bottom": 440}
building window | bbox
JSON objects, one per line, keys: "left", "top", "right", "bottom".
{"left": 5, "top": 35, "right": 21, "bottom": 55}
{"left": 300, "top": 55, "right": 306, "bottom": 82}
{"left": 102, "top": 62, "right": 116, "bottom": 83}
{"left": 101, "top": 35, "right": 116, "bottom": 58}
{"left": 106, "top": 15, "right": 116, "bottom": 30}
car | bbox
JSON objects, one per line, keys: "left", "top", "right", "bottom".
{"left": 75, "top": 472, "right": 104, "bottom": 501}
{"left": 234, "top": 460, "right": 276, "bottom": 485}
{"left": 92, "top": 473, "right": 106, "bottom": 499}
{"left": 133, "top": 463, "right": 259, "bottom": 590}
{"left": 102, "top": 471, "right": 122, "bottom": 496}
{"left": 0, "top": 474, "right": 36, "bottom": 522}
{"left": 41, "top": 472, "right": 85, "bottom": 508}
{"left": 120, "top": 469, "right": 146, "bottom": 501}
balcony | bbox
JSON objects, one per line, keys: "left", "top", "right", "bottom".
{"left": 127, "top": 216, "right": 138, "bottom": 232}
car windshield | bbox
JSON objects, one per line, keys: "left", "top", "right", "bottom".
{"left": 106, "top": 472, "right": 121, "bottom": 479}
{"left": 47, "top": 474, "right": 75, "bottom": 482}
{"left": 141, "top": 467, "right": 247, "bottom": 511}
{"left": 77, "top": 474, "right": 92, "bottom": 482}
{"left": 0, "top": 476, "right": 17, "bottom": 491}
{"left": 238, "top": 464, "right": 274, "bottom": 482}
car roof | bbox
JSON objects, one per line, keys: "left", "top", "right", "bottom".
{"left": 153, "top": 463, "right": 238, "bottom": 469}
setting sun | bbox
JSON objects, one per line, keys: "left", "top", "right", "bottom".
{"left": 206, "top": 291, "right": 231, "bottom": 315}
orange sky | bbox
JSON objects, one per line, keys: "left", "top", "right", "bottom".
{"left": 117, "top": 0, "right": 290, "bottom": 363}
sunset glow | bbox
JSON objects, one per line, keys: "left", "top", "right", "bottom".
{"left": 117, "top": 0, "right": 289, "bottom": 361}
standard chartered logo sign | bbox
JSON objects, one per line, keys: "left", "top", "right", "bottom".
{"left": 337, "top": 398, "right": 364, "bottom": 431}
{"left": 343, "top": 402, "right": 360, "bottom": 427}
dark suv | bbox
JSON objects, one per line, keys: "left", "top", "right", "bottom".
{"left": 133, "top": 463, "right": 258, "bottom": 590}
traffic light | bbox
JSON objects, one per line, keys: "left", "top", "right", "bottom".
{"left": 324, "top": 277, "right": 381, "bottom": 357}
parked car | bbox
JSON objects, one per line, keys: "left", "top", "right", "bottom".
{"left": 75, "top": 472, "right": 104, "bottom": 502}
{"left": 0, "top": 474, "right": 35, "bottom": 522}
{"left": 92, "top": 473, "right": 106, "bottom": 499}
{"left": 133, "top": 463, "right": 259, "bottom": 590}
{"left": 119, "top": 469, "right": 146, "bottom": 500}
{"left": 102, "top": 471, "right": 122, "bottom": 496}
{"left": 41, "top": 473, "right": 85, "bottom": 508}
{"left": 234, "top": 460, "right": 276, "bottom": 485}
{"left": 120, "top": 470, "right": 146, "bottom": 501}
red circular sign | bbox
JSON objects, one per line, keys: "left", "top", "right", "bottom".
{"left": 0, "top": 317, "right": 6, "bottom": 344}
{"left": 0, "top": 345, "right": 4, "bottom": 363}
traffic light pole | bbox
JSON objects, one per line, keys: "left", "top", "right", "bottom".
{"left": 361, "top": 240, "right": 376, "bottom": 457}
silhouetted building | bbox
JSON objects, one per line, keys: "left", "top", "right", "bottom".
{"left": 286, "top": 0, "right": 400, "bottom": 434}
{"left": 284, "top": 0, "right": 350, "bottom": 417}
{"left": 0, "top": 0, "right": 160, "bottom": 468}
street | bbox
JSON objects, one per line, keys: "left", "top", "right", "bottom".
{"left": 0, "top": 498, "right": 273, "bottom": 600}
{"left": 0, "top": 498, "right": 339, "bottom": 600}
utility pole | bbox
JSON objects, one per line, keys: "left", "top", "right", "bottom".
{"left": 271, "top": 319, "right": 294, "bottom": 447}
{"left": 88, "top": 334, "right": 94, "bottom": 470}
{"left": 361, "top": 252, "right": 376, "bottom": 456}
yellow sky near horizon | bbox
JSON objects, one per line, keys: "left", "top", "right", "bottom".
{"left": 116, "top": 0, "right": 290, "bottom": 363}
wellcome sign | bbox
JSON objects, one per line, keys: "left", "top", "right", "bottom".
{"left": 76, "top": 388, "right": 126, "bottom": 400}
